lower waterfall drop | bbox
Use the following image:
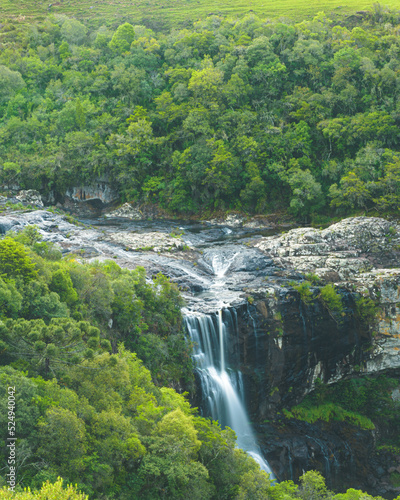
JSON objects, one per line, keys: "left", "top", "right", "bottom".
{"left": 185, "top": 308, "right": 275, "bottom": 478}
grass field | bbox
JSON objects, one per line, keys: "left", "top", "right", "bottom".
{"left": 2, "top": 0, "right": 400, "bottom": 30}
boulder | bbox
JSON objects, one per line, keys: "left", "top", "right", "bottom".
{"left": 253, "top": 217, "right": 400, "bottom": 280}
{"left": 16, "top": 190, "right": 44, "bottom": 207}
{"left": 0, "top": 216, "right": 20, "bottom": 234}
{"left": 105, "top": 203, "right": 143, "bottom": 220}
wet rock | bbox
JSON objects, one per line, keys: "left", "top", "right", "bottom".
{"left": 198, "top": 246, "right": 273, "bottom": 276}
{"left": 207, "top": 213, "right": 244, "bottom": 227}
{"left": 260, "top": 419, "right": 373, "bottom": 492}
{"left": 0, "top": 216, "right": 20, "bottom": 234}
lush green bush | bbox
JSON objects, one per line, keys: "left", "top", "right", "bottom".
{"left": 355, "top": 296, "right": 378, "bottom": 324}
{"left": 286, "top": 402, "right": 375, "bottom": 430}
{"left": 287, "top": 376, "right": 400, "bottom": 451}
{"left": 319, "top": 285, "right": 343, "bottom": 313}
{"left": 0, "top": 478, "right": 87, "bottom": 499}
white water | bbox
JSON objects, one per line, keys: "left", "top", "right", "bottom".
{"left": 185, "top": 309, "right": 275, "bottom": 478}
{"left": 211, "top": 252, "right": 238, "bottom": 278}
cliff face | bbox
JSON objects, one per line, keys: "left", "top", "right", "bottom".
{"left": 222, "top": 217, "right": 400, "bottom": 497}
{"left": 64, "top": 177, "right": 119, "bottom": 212}
{"left": 238, "top": 217, "right": 400, "bottom": 405}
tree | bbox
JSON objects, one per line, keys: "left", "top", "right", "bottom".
{"left": 333, "top": 488, "right": 386, "bottom": 500}
{"left": 0, "top": 278, "right": 22, "bottom": 318}
{"left": 329, "top": 172, "right": 371, "bottom": 210}
{"left": 188, "top": 59, "right": 224, "bottom": 106}
{"left": 203, "top": 139, "right": 240, "bottom": 204}
{"left": 0, "top": 318, "right": 101, "bottom": 375}
{"left": 91, "top": 410, "right": 145, "bottom": 473}
{"left": 38, "top": 407, "right": 87, "bottom": 477}
{"left": 235, "top": 468, "right": 272, "bottom": 499}
{"left": 138, "top": 408, "right": 211, "bottom": 499}
{"left": 49, "top": 269, "right": 78, "bottom": 306}
{"left": 287, "top": 169, "right": 323, "bottom": 217}
{"left": 109, "top": 23, "right": 135, "bottom": 53}
{"left": 374, "top": 159, "right": 400, "bottom": 210}
{"left": 60, "top": 19, "right": 87, "bottom": 46}
{"left": 0, "top": 477, "right": 88, "bottom": 499}
{"left": 0, "top": 66, "right": 25, "bottom": 104}
{"left": 0, "top": 238, "right": 38, "bottom": 283}
{"left": 298, "top": 470, "right": 329, "bottom": 500}
{"left": 20, "top": 281, "right": 69, "bottom": 321}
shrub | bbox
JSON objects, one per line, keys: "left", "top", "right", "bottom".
{"left": 319, "top": 284, "right": 343, "bottom": 312}
{"left": 355, "top": 296, "right": 377, "bottom": 324}
{"left": 294, "top": 281, "right": 313, "bottom": 306}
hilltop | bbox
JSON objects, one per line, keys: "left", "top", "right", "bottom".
{"left": 2, "top": 0, "right": 400, "bottom": 30}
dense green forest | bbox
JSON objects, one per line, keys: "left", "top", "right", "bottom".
{"left": 0, "top": 225, "right": 397, "bottom": 499}
{"left": 3, "top": 5, "right": 400, "bottom": 498}
{"left": 1, "top": 8, "right": 400, "bottom": 219}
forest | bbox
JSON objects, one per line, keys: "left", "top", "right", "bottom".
{"left": 1, "top": 8, "right": 400, "bottom": 220}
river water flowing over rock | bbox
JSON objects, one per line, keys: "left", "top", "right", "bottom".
{"left": 3, "top": 210, "right": 400, "bottom": 494}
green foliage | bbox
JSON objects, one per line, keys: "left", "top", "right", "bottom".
{"left": 60, "top": 19, "right": 87, "bottom": 46}
{"left": 289, "top": 375, "right": 400, "bottom": 452}
{"left": 0, "top": 238, "right": 38, "bottom": 283}
{"left": 289, "top": 402, "right": 375, "bottom": 430}
{"left": 109, "top": 23, "right": 135, "bottom": 53}
{"left": 49, "top": 269, "right": 78, "bottom": 305}
{"left": 0, "top": 317, "right": 103, "bottom": 375}
{"left": 0, "top": 65, "right": 25, "bottom": 104}
{"left": 355, "top": 296, "right": 378, "bottom": 324}
{"left": 319, "top": 284, "right": 343, "bottom": 313}
{"left": 1, "top": 9, "right": 400, "bottom": 500}
{"left": 298, "top": 470, "right": 329, "bottom": 500}
{"left": 1, "top": 12, "right": 400, "bottom": 218}
{"left": 294, "top": 281, "right": 313, "bottom": 306}
{"left": 235, "top": 468, "right": 272, "bottom": 499}
{"left": 305, "top": 273, "right": 320, "bottom": 284}
{"left": 0, "top": 477, "right": 88, "bottom": 499}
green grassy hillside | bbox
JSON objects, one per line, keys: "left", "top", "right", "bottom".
{"left": 2, "top": 0, "right": 400, "bottom": 30}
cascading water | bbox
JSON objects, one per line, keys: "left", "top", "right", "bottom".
{"left": 185, "top": 308, "right": 275, "bottom": 478}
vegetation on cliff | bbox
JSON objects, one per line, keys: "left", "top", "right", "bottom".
{"left": 1, "top": 9, "right": 400, "bottom": 219}
{"left": 286, "top": 375, "right": 400, "bottom": 449}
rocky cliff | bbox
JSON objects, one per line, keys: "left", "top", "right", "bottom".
{"left": 231, "top": 217, "right": 400, "bottom": 497}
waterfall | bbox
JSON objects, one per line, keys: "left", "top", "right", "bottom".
{"left": 185, "top": 308, "right": 275, "bottom": 478}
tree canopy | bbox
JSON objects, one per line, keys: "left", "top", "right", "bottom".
{"left": 1, "top": 10, "right": 400, "bottom": 220}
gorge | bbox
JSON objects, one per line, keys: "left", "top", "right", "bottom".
{"left": 2, "top": 206, "right": 400, "bottom": 497}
